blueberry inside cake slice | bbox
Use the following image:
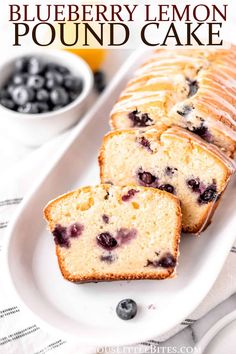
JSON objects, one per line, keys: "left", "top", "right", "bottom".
{"left": 44, "top": 185, "right": 181, "bottom": 282}
{"left": 99, "top": 127, "right": 235, "bottom": 233}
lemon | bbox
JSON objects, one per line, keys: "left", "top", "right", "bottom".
{"left": 52, "top": 21, "right": 107, "bottom": 71}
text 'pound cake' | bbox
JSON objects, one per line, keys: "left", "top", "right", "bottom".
{"left": 99, "top": 127, "right": 235, "bottom": 233}
{"left": 44, "top": 184, "right": 181, "bottom": 282}
{"left": 110, "top": 47, "right": 236, "bottom": 157}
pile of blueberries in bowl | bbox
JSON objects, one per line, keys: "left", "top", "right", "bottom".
{"left": 0, "top": 56, "right": 84, "bottom": 114}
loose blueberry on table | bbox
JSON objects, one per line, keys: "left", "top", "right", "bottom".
{"left": 94, "top": 70, "right": 106, "bottom": 93}
{"left": 116, "top": 299, "right": 137, "bottom": 320}
{"left": 0, "top": 56, "right": 84, "bottom": 114}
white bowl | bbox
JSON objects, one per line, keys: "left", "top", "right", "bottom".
{"left": 0, "top": 50, "right": 93, "bottom": 146}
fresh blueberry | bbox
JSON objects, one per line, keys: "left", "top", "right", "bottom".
{"left": 158, "top": 184, "right": 175, "bottom": 194}
{"left": 45, "top": 71, "right": 64, "bottom": 86}
{"left": 67, "top": 223, "right": 84, "bottom": 237}
{"left": 52, "top": 224, "right": 70, "bottom": 248}
{"left": 69, "top": 91, "right": 79, "bottom": 102}
{"left": 1, "top": 58, "right": 79, "bottom": 114}
{"left": 14, "top": 57, "right": 29, "bottom": 72}
{"left": 45, "top": 70, "right": 61, "bottom": 80}
{"left": 116, "top": 299, "right": 137, "bottom": 320}
{"left": 94, "top": 71, "right": 105, "bottom": 83}
{"left": 46, "top": 79, "right": 58, "bottom": 90}
{"left": 0, "top": 89, "right": 10, "bottom": 100}
{"left": 187, "top": 178, "right": 200, "bottom": 192}
{"left": 27, "top": 75, "right": 44, "bottom": 90}
{"left": 94, "top": 71, "right": 106, "bottom": 93}
{"left": 45, "top": 63, "right": 60, "bottom": 72}
{"left": 45, "top": 63, "right": 70, "bottom": 75}
{"left": 122, "top": 189, "right": 139, "bottom": 202}
{"left": 95, "top": 81, "right": 106, "bottom": 93}
{"left": 28, "top": 57, "right": 44, "bottom": 75}
{"left": 7, "top": 85, "right": 16, "bottom": 96}
{"left": 12, "top": 85, "right": 35, "bottom": 105}
{"left": 12, "top": 75, "right": 23, "bottom": 86}
{"left": 0, "top": 98, "right": 15, "bottom": 110}
{"left": 198, "top": 185, "right": 217, "bottom": 204}
{"left": 45, "top": 79, "right": 55, "bottom": 90}
{"left": 64, "top": 75, "right": 83, "bottom": 92}
{"left": 37, "top": 102, "right": 50, "bottom": 113}
{"left": 18, "top": 102, "right": 39, "bottom": 114}
{"left": 57, "top": 65, "right": 70, "bottom": 75}
{"left": 12, "top": 74, "right": 28, "bottom": 86}
{"left": 128, "top": 109, "right": 153, "bottom": 127}
{"left": 97, "top": 232, "right": 118, "bottom": 250}
{"left": 50, "top": 87, "right": 69, "bottom": 106}
{"left": 52, "top": 105, "right": 64, "bottom": 111}
{"left": 36, "top": 89, "right": 49, "bottom": 102}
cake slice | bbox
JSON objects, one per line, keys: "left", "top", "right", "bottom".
{"left": 44, "top": 184, "right": 181, "bottom": 282}
{"left": 99, "top": 127, "right": 235, "bottom": 233}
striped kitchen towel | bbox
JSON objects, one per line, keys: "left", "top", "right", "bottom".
{"left": 0, "top": 135, "right": 236, "bottom": 354}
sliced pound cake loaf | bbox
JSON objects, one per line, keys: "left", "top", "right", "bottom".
{"left": 110, "top": 47, "right": 236, "bottom": 156}
{"left": 44, "top": 185, "right": 181, "bottom": 282}
{"left": 99, "top": 127, "right": 235, "bottom": 233}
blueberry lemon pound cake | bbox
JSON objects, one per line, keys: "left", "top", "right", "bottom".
{"left": 110, "top": 47, "right": 236, "bottom": 156}
{"left": 44, "top": 185, "right": 181, "bottom": 282}
{"left": 99, "top": 127, "right": 235, "bottom": 233}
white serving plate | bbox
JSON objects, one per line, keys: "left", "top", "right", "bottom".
{"left": 3, "top": 50, "right": 236, "bottom": 347}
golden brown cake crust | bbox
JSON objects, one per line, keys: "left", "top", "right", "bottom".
{"left": 44, "top": 185, "right": 182, "bottom": 282}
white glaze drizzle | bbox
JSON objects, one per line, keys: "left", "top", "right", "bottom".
{"left": 111, "top": 47, "right": 236, "bottom": 153}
